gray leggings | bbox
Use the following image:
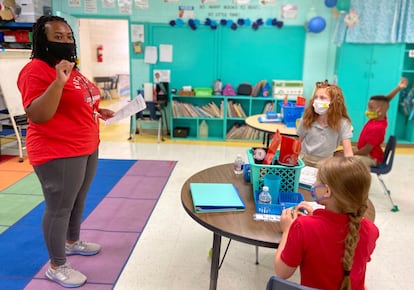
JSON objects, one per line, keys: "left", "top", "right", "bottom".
{"left": 33, "top": 150, "right": 98, "bottom": 266}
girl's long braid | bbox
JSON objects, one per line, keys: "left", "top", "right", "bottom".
{"left": 318, "top": 157, "right": 371, "bottom": 290}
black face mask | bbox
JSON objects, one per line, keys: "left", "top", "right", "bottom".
{"left": 46, "top": 41, "right": 76, "bottom": 62}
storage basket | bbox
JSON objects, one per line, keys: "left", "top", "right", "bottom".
{"left": 247, "top": 148, "right": 305, "bottom": 193}
{"left": 281, "top": 102, "right": 305, "bottom": 128}
{"left": 254, "top": 190, "right": 304, "bottom": 215}
{"left": 194, "top": 88, "right": 213, "bottom": 97}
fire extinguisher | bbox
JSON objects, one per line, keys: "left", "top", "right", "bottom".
{"left": 97, "top": 45, "right": 103, "bottom": 63}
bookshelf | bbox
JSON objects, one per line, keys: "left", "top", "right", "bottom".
{"left": 170, "top": 95, "right": 278, "bottom": 141}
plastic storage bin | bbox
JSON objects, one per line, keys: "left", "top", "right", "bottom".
{"left": 254, "top": 190, "right": 304, "bottom": 215}
{"left": 281, "top": 102, "right": 305, "bottom": 128}
{"left": 194, "top": 88, "right": 213, "bottom": 97}
{"left": 247, "top": 148, "right": 305, "bottom": 193}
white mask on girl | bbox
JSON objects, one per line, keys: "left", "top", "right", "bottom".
{"left": 313, "top": 100, "right": 330, "bottom": 115}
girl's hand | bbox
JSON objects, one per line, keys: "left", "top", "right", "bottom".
{"left": 98, "top": 108, "right": 115, "bottom": 120}
{"left": 279, "top": 207, "right": 296, "bottom": 232}
{"left": 296, "top": 201, "right": 314, "bottom": 216}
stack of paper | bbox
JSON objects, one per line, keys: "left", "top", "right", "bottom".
{"left": 190, "top": 183, "right": 246, "bottom": 213}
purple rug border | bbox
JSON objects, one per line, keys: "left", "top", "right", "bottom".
{"left": 24, "top": 159, "right": 177, "bottom": 290}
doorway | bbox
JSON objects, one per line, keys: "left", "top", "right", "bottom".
{"left": 78, "top": 18, "right": 130, "bottom": 110}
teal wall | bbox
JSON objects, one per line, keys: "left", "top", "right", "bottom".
{"left": 51, "top": 0, "right": 338, "bottom": 98}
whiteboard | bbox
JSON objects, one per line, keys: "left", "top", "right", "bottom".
{"left": 0, "top": 56, "right": 30, "bottom": 116}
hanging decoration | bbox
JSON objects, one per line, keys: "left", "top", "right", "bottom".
{"left": 307, "top": 16, "right": 326, "bottom": 33}
{"left": 336, "top": 0, "right": 351, "bottom": 12}
{"left": 344, "top": 9, "right": 359, "bottom": 28}
{"left": 324, "top": 0, "right": 337, "bottom": 8}
{"left": 167, "top": 17, "right": 283, "bottom": 31}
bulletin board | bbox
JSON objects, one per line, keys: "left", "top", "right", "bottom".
{"left": 149, "top": 24, "right": 305, "bottom": 90}
{"left": 149, "top": 24, "right": 218, "bottom": 89}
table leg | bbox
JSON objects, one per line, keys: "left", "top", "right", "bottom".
{"left": 210, "top": 233, "right": 221, "bottom": 290}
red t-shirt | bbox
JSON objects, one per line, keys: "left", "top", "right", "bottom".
{"left": 357, "top": 119, "right": 387, "bottom": 164}
{"left": 17, "top": 59, "right": 101, "bottom": 165}
{"left": 281, "top": 209, "right": 379, "bottom": 290}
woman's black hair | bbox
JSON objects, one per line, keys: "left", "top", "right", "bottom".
{"left": 31, "top": 15, "right": 77, "bottom": 67}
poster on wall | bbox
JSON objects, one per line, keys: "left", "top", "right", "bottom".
{"left": 281, "top": 5, "right": 298, "bottom": 19}
{"left": 178, "top": 5, "right": 194, "bottom": 18}
{"left": 135, "top": 0, "right": 148, "bottom": 9}
{"left": 131, "top": 24, "right": 145, "bottom": 55}
{"left": 159, "top": 44, "right": 172, "bottom": 62}
{"left": 68, "top": 0, "right": 81, "bottom": 7}
{"left": 118, "top": 0, "right": 132, "bottom": 14}
{"left": 102, "top": 0, "right": 116, "bottom": 8}
{"left": 84, "top": 0, "right": 98, "bottom": 13}
{"left": 153, "top": 70, "right": 171, "bottom": 83}
{"left": 144, "top": 46, "right": 157, "bottom": 64}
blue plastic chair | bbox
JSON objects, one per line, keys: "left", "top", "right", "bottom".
{"left": 370, "top": 135, "right": 399, "bottom": 212}
{"left": 266, "top": 276, "right": 318, "bottom": 290}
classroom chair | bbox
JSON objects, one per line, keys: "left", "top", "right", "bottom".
{"left": 266, "top": 276, "right": 318, "bottom": 290}
{"left": 370, "top": 135, "right": 399, "bottom": 212}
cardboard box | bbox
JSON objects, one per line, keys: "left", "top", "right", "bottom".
{"left": 14, "top": 0, "right": 52, "bottom": 23}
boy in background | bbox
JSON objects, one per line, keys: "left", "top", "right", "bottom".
{"left": 353, "top": 77, "right": 408, "bottom": 166}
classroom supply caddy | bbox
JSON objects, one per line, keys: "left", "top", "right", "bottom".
{"left": 247, "top": 148, "right": 305, "bottom": 193}
{"left": 281, "top": 102, "right": 305, "bottom": 128}
{"left": 254, "top": 190, "right": 304, "bottom": 215}
{"left": 247, "top": 148, "right": 305, "bottom": 215}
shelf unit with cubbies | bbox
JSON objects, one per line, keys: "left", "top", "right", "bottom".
{"left": 0, "top": 22, "right": 33, "bottom": 51}
{"left": 170, "top": 95, "right": 278, "bottom": 141}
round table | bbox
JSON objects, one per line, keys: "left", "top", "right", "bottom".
{"left": 245, "top": 114, "right": 298, "bottom": 146}
{"left": 181, "top": 163, "right": 375, "bottom": 290}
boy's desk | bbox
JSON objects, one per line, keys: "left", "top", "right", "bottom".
{"left": 181, "top": 163, "right": 375, "bottom": 290}
{"left": 245, "top": 114, "right": 298, "bottom": 146}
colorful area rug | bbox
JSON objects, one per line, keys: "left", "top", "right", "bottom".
{"left": 0, "top": 156, "right": 176, "bottom": 289}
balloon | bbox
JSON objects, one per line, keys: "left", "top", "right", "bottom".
{"left": 325, "top": 0, "right": 337, "bottom": 8}
{"left": 307, "top": 16, "right": 326, "bottom": 33}
{"left": 336, "top": 0, "right": 350, "bottom": 12}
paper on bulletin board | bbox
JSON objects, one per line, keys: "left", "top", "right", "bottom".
{"left": 105, "top": 94, "right": 147, "bottom": 125}
{"left": 159, "top": 44, "right": 173, "bottom": 62}
{"left": 144, "top": 46, "right": 157, "bottom": 64}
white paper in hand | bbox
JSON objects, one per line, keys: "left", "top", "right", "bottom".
{"left": 105, "top": 94, "right": 147, "bottom": 125}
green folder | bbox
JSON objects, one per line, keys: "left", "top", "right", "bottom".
{"left": 189, "top": 183, "right": 246, "bottom": 213}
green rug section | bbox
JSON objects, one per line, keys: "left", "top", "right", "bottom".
{"left": 0, "top": 173, "right": 44, "bottom": 234}
{"left": 1, "top": 172, "right": 43, "bottom": 194}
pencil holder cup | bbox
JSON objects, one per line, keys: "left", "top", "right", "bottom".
{"left": 264, "top": 174, "right": 281, "bottom": 203}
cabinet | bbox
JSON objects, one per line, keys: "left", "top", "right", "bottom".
{"left": 0, "top": 22, "right": 33, "bottom": 50}
{"left": 396, "top": 44, "right": 414, "bottom": 143}
{"left": 335, "top": 43, "right": 405, "bottom": 142}
{"left": 170, "top": 95, "right": 278, "bottom": 141}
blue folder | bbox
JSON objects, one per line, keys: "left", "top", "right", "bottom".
{"left": 189, "top": 183, "right": 246, "bottom": 213}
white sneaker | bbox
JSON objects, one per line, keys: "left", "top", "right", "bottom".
{"left": 45, "top": 263, "right": 87, "bottom": 288}
{"left": 66, "top": 240, "right": 101, "bottom": 256}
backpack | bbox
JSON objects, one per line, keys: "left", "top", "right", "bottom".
{"left": 222, "top": 84, "right": 236, "bottom": 96}
{"left": 237, "top": 83, "right": 252, "bottom": 96}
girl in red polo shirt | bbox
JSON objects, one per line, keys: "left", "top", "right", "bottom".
{"left": 274, "top": 157, "right": 379, "bottom": 290}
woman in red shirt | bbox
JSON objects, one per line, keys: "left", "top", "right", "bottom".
{"left": 17, "top": 16, "right": 114, "bottom": 288}
{"left": 274, "top": 157, "right": 379, "bottom": 290}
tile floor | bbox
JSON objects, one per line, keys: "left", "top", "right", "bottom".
{"left": 96, "top": 139, "right": 414, "bottom": 290}
{"left": 2, "top": 127, "right": 414, "bottom": 290}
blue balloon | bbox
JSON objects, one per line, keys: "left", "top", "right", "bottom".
{"left": 325, "top": 0, "right": 337, "bottom": 8}
{"left": 307, "top": 16, "right": 326, "bottom": 33}
{"left": 336, "top": 0, "right": 350, "bottom": 11}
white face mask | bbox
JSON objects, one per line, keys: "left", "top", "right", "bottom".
{"left": 313, "top": 100, "right": 330, "bottom": 115}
